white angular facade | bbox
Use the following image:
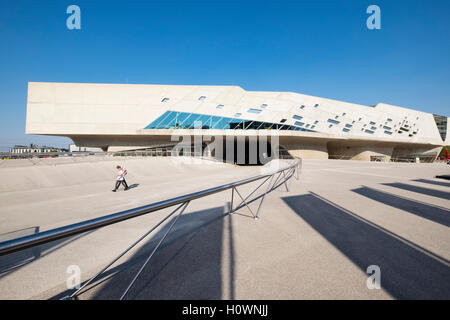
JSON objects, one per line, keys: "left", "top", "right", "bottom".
{"left": 26, "top": 82, "right": 448, "bottom": 161}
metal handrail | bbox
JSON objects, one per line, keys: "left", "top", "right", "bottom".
{"left": 0, "top": 158, "right": 301, "bottom": 257}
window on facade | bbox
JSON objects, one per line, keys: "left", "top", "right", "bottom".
{"left": 259, "top": 104, "right": 268, "bottom": 109}
{"left": 161, "top": 98, "right": 169, "bottom": 103}
{"left": 300, "top": 105, "right": 305, "bottom": 109}
{"left": 364, "top": 129, "right": 375, "bottom": 134}
{"left": 247, "top": 108, "right": 262, "bottom": 114}
{"left": 295, "top": 121, "right": 305, "bottom": 126}
{"left": 314, "top": 104, "right": 319, "bottom": 108}
{"left": 234, "top": 113, "right": 242, "bottom": 117}
{"left": 343, "top": 128, "right": 350, "bottom": 132}
{"left": 144, "top": 110, "right": 318, "bottom": 132}
{"left": 433, "top": 114, "right": 447, "bottom": 141}
{"left": 280, "top": 119, "right": 287, "bottom": 123}
{"left": 216, "top": 104, "right": 224, "bottom": 109}
{"left": 249, "top": 122, "right": 264, "bottom": 130}
{"left": 199, "top": 96, "right": 206, "bottom": 101}
{"left": 328, "top": 119, "right": 340, "bottom": 125}
{"left": 369, "top": 121, "right": 376, "bottom": 125}
{"left": 314, "top": 120, "right": 319, "bottom": 124}
{"left": 384, "top": 131, "right": 392, "bottom": 135}
{"left": 293, "top": 115, "right": 303, "bottom": 120}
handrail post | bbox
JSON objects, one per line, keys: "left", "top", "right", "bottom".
{"left": 67, "top": 202, "right": 188, "bottom": 300}
{"left": 255, "top": 173, "right": 275, "bottom": 220}
{"left": 229, "top": 187, "right": 234, "bottom": 214}
{"left": 282, "top": 170, "right": 289, "bottom": 192}
{"left": 233, "top": 187, "right": 256, "bottom": 219}
{"left": 120, "top": 201, "right": 190, "bottom": 300}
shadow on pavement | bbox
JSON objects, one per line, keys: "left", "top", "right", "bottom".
{"left": 352, "top": 186, "right": 450, "bottom": 227}
{"left": 412, "top": 179, "right": 450, "bottom": 188}
{"left": 0, "top": 227, "right": 95, "bottom": 279}
{"left": 382, "top": 183, "right": 450, "bottom": 200}
{"left": 282, "top": 192, "right": 450, "bottom": 299}
{"left": 55, "top": 204, "right": 236, "bottom": 300}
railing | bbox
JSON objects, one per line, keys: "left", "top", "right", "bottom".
{"left": 1, "top": 144, "right": 294, "bottom": 160}
{"left": 329, "top": 154, "right": 440, "bottom": 163}
{"left": 328, "top": 155, "right": 354, "bottom": 160}
{"left": 390, "top": 155, "right": 438, "bottom": 163}
{"left": 0, "top": 147, "right": 175, "bottom": 160}
{"left": 0, "top": 158, "right": 301, "bottom": 300}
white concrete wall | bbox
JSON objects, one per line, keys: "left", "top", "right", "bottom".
{"left": 26, "top": 82, "right": 446, "bottom": 159}
{"left": 26, "top": 82, "right": 444, "bottom": 143}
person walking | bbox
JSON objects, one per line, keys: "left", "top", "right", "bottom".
{"left": 112, "top": 165, "right": 129, "bottom": 192}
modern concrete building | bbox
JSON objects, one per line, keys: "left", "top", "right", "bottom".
{"left": 26, "top": 82, "right": 449, "bottom": 161}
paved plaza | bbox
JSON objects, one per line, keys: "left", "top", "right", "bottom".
{"left": 0, "top": 157, "right": 449, "bottom": 299}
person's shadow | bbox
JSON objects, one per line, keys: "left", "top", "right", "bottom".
{"left": 127, "top": 184, "right": 139, "bottom": 190}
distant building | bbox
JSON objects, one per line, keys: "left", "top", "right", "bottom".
{"left": 68, "top": 144, "right": 103, "bottom": 153}
{"left": 9, "top": 144, "right": 66, "bottom": 154}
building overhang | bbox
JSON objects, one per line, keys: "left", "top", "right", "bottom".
{"left": 53, "top": 129, "right": 444, "bottom": 150}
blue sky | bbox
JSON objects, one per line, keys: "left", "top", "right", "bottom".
{"left": 0, "top": 0, "right": 449, "bottom": 151}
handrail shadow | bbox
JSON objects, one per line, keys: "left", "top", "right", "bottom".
{"left": 412, "top": 179, "right": 450, "bottom": 188}
{"left": 53, "top": 205, "right": 236, "bottom": 300}
{"left": 0, "top": 227, "right": 95, "bottom": 279}
{"left": 352, "top": 186, "right": 450, "bottom": 227}
{"left": 282, "top": 192, "right": 450, "bottom": 299}
{"left": 382, "top": 183, "right": 450, "bottom": 200}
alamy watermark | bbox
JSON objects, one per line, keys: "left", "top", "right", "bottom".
{"left": 66, "top": 264, "right": 81, "bottom": 290}
{"left": 366, "top": 5, "right": 381, "bottom": 30}
{"left": 169, "top": 121, "right": 282, "bottom": 174}
{"left": 66, "top": 5, "right": 81, "bottom": 30}
{"left": 366, "top": 265, "right": 381, "bottom": 289}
